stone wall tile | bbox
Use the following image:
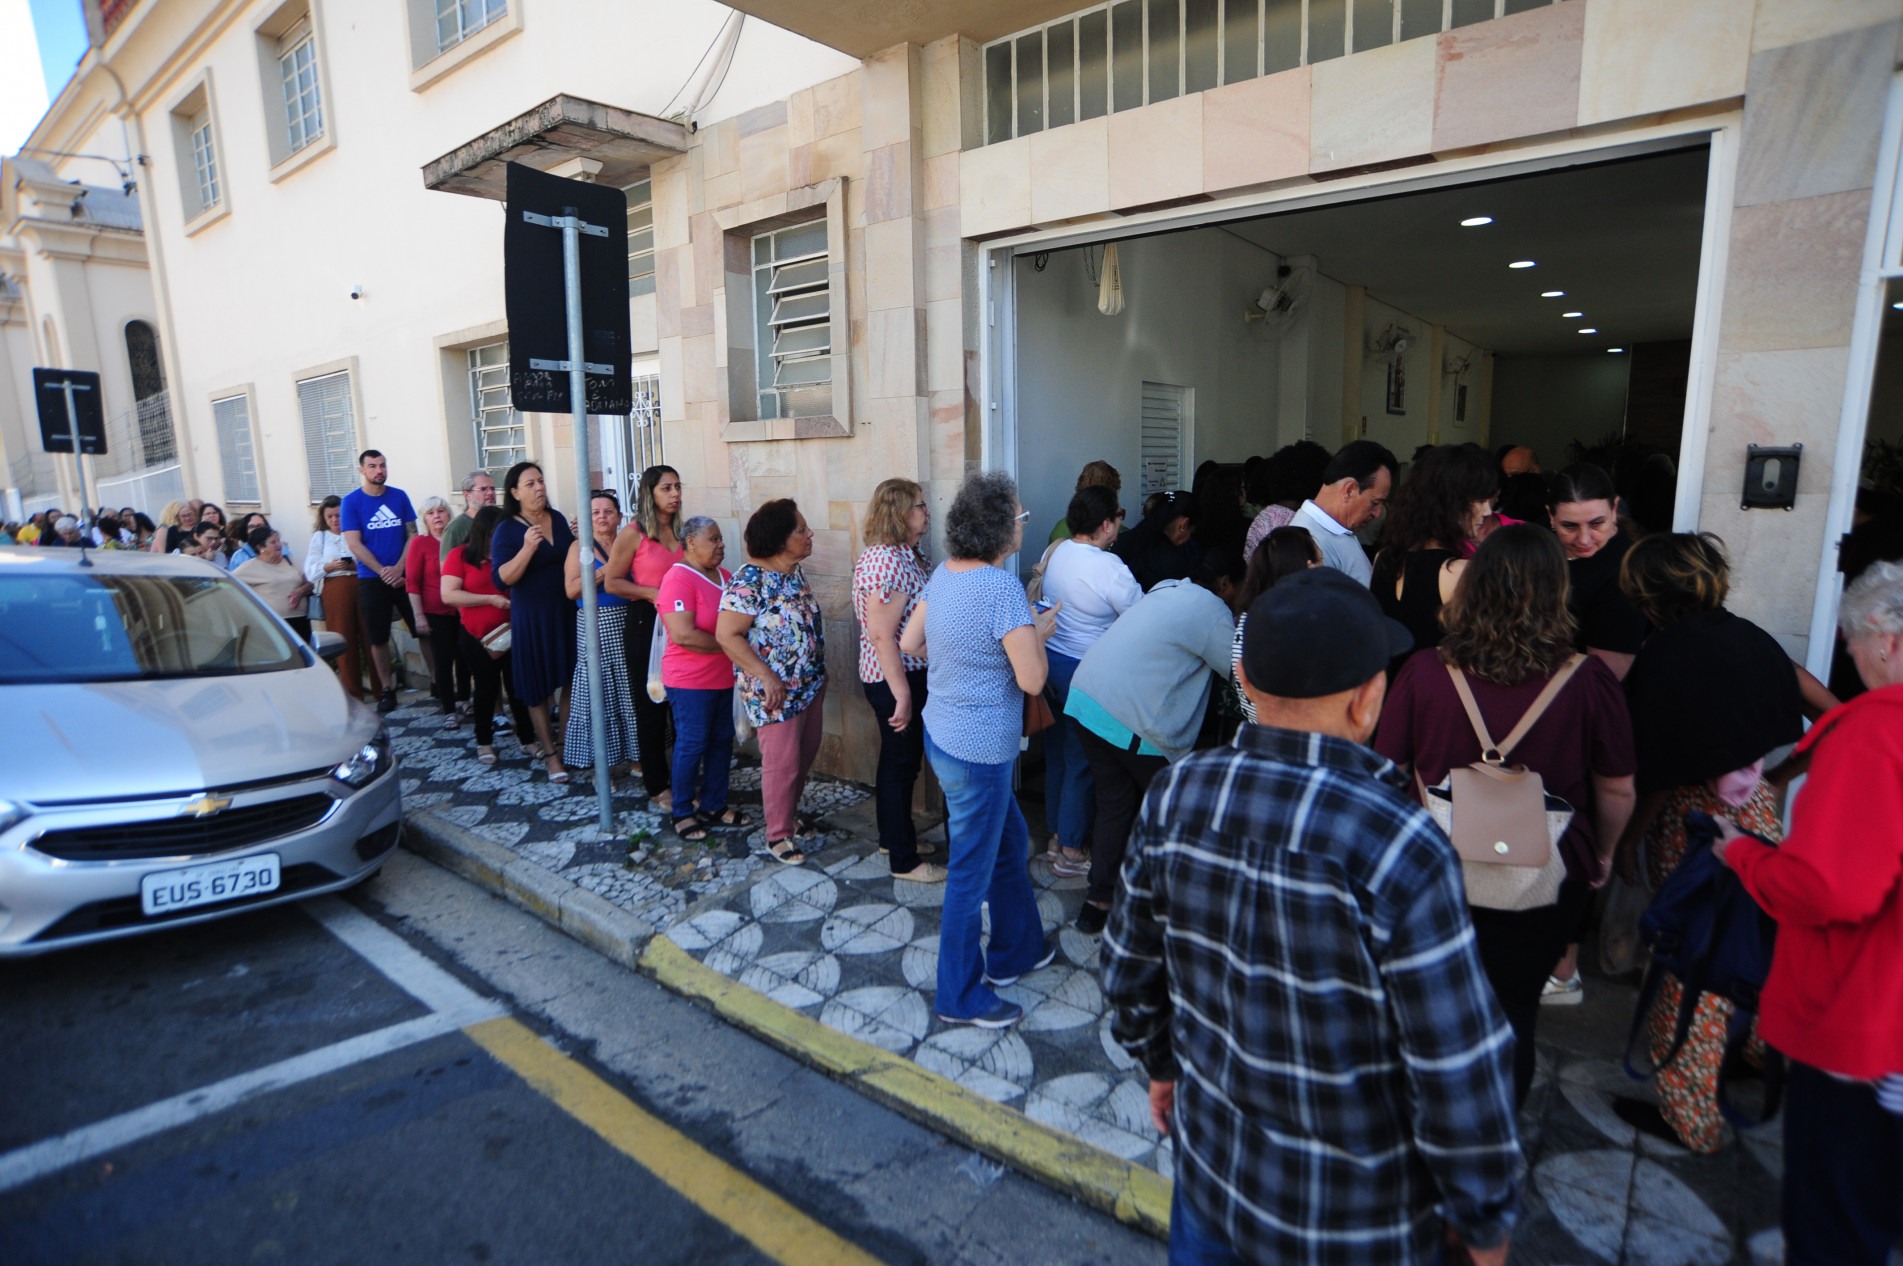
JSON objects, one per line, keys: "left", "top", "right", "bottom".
{"left": 922, "top": 207, "right": 962, "bottom": 304}
{"left": 923, "top": 151, "right": 959, "bottom": 211}
{"left": 738, "top": 126, "right": 790, "bottom": 204}
{"left": 925, "top": 297, "right": 962, "bottom": 394}
{"left": 654, "top": 248, "right": 682, "bottom": 341}
{"left": 920, "top": 36, "right": 965, "bottom": 159}
{"left": 813, "top": 69, "right": 862, "bottom": 139}
{"left": 681, "top": 304, "right": 714, "bottom": 339}
{"left": 1697, "top": 492, "right": 1832, "bottom": 647}
{"left": 865, "top": 141, "right": 915, "bottom": 223}
{"left": 787, "top": 88, "right": 817, "bottom": 149}
{"left": 1718, "top": 189, "right": 1869, "bottom": 353}
{"left": 960, "top": 135, "right": 1033, "bottom": 236}
{"left": 703, "top": 120, "right": 739, "bottom": 179}
{"left": 1579, "top": 0, "right": 1751, "bottom": 125}
{"left": 805, "top": 130, "right": 865, "bottom": 185}
{"left": 1752, "top": 0, "right": 1902, "bottom": 50}
{"left": 1433, "top": 1, "right": 1583, "bottom": 153}
{"left": 1735, "top": 22, "right": 1892, "bottom": 207}
{"left": 702, "top": 169, "right": 742, "bottom": 211}
{"left": 1030, "top": 118, "right": 1111, "bottom": 223}
{"left": 682, "top": 334, "right": 717, "bottom": 406}
{"left": 862, "top": 46, "right": 917, "bottom": 152}
{"left": 1202, "top": 68, "right": 1311, "bottom": 193}
{"left": 867, "top": 307, "right": 919, "bottom": 399}
{"left": 864, "top": 217, "right": 918, "bottom": 312}
{"left": 1311, "top": 36, "right": 1435, "bottom": 173}
{"left": 1108, "top": 95, "right": 1204, "bottom": 209}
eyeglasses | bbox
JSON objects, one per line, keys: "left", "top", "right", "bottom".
{"left": 1014, "top": 509, "right": 1032, "bottom": 523}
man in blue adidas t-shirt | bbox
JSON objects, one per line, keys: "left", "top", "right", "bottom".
{"left": 340, "top": 448, "right": 417, "bottom": 713}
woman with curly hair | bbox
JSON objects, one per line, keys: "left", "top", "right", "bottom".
{"left": 1371, "top": 444, "right": 1499, "bottom": 656}
{"left": 901, "top": 471, "right": 1060, "bottom": 1028}
{"left": 1376, "top": 524, "right": 1637, "bottom": 1106}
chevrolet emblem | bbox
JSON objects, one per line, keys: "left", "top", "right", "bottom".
{"left": 179, "top": 795, "right": 233, "bottom": 819}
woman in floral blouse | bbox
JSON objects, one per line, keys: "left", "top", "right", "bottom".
{"left": 717, "top": 499, "right": 827, "bottom": 864}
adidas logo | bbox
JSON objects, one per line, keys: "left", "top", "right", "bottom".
{"left": 364, "top": 504, "right": 403, "bottom": 531}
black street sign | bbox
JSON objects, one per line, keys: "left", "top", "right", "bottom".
{"left": 504, "top": 163, "right": 632, "bottom": 415}
{"left": 33, "top": 368, "right": 107, "bottom": 455}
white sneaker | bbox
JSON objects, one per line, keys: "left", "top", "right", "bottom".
{"left": 1541, "top": 974, "right": 1584, "bottom": 1006}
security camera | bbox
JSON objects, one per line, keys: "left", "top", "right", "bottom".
{"left": 348, "top": 284, "right": 363, "bottom": 300}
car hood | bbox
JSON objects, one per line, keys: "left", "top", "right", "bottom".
{"left": 1, "top": 665, "right": 377, "bottom": 803}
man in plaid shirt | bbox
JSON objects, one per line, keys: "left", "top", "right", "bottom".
{"left": 1103, "top": 567, "right": 1521, "bottom": 1265}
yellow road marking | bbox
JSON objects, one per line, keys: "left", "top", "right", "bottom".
{"left": 464, "top": 1015, "right": 884, "bottom": 1266}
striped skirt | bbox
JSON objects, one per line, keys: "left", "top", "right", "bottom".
{"left": 563, "top": 603, "right": 640, "bottom": 769}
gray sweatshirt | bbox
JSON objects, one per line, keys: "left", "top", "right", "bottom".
{"left": 1067, "top": 579, "right": 1237, "bottom": 763}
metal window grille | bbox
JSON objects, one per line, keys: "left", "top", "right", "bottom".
{"left": 213, "top": 394, "right": 261, "bottom": 503}
{"left": 625, "top": 179, "right": 656, "bottom": 298}
{"left": 190, "top": 116, "right": 220, "bottom": 213}
{"left": 1139, "top": 381, "right": 1191, "bottom": 497}
{"left": 468, "top": 343, "right": 522, "bottom": 481}
{"left": 629, "top": 369, "right": 664, "bottom": 472}
{"left": 297, "top": 371, "right": 356, "bottom": 500}
{"left": 982, "top": 0, "right": 1553, "bottom": 144}
{"left": 278, "top": 23, "right": 325, "bottom": 154}
{"left": 435, "top": 0, "right": 506, "bottom": 54}
{"left": 752, "top": 221, "right": 832, "bottom": 420}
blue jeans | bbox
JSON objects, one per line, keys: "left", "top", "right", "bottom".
{"left": 1042, "top": 650, "right": 1094, "bottom": 853}
{"left": 1169, "top": 1183, "right": 1243, "bottom": 1266}
{"left": 669, "top": 686, "right": 734, "bottom": 819}
{"left": 925, "top": 732, "right": 1046, "bottom": 1020}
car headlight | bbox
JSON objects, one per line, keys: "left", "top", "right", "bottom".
{"left": 0, "top": 799, "right": 26, "bottom": 835}
{"left": 331, "top": 730, "right": 393, "bottom": 789}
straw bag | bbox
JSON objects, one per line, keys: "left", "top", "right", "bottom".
{"left": 1420, "top": 655, "right": 1584, "bottom": 912}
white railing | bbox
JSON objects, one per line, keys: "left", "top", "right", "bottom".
{"left": 95, "top": 462, "right": 185, "bottom": 516}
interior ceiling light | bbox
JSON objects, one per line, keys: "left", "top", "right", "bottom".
{"left": 1893, "top": 301, "right": 1903, "bottom": 309}
{"left": 1509, "top": 260, "right": 1537, "bottom": 269}
{"left": 1541, "top": 290, "right": 1565, "bottom": 298}
{"left": 1607, "top": 347, "right": 1625, "bottom": 353}
{"left": 1563, "top": 311, "right": 1584, "bottom": 318}
{"left": 1578, "top": 327, "right": 1599, "bottom": 334}
{"left": 1460, "top": 216, "right": 1493, "bottom": 227}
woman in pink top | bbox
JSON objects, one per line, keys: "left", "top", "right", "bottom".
{"left": 657, "top": 516, "right": 745, "bottom": 844}
{"left": 406, "top": 496, "right": 460, "bottom": 722}
{"left": 605, "top": 465, "right": 687, "bottom": 807}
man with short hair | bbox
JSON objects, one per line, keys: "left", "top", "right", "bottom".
{"left": 339, "top": 449, "right": 417, "bottom": 714}
{"left": 440, "top": 470, "right": 496, "bottom": 560}
{"left": 48, "top": 515, "right": 86, "bottom": 547}
{"left": 1287, "top": 440, "right": 1396, "bottom": 585}
{"left": 1104, "top": 567, "right": 1521, "bottom": 1266}
{"left": 1500, "top": 446, "right": 1540, "bottom": 477}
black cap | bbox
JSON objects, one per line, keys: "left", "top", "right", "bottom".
{"left": 1241, "top": 568, "right": 1414, "bottom": 699}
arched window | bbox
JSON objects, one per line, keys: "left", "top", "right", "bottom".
{"left": 125, "top": 320, "right": 166, "bottom": 400}
{"left": 124, "top": 321, "right": 176, "bottom": 466}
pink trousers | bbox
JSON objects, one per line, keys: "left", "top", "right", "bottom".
{"left": 756, "top": 682, "right": 826, "bottom": 842}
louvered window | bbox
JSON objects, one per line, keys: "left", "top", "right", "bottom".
{"left": 625, "top": 179, "right": 655, "bottom": 298}
{"left": 1139, "top": 381, "right": 1191, "bottom": 497}
{"left": 752, "top": 221, "right": 832, "bottom": 420}
{"left": 297, "top": 371, "right": 356, "bottom": 500}
{"left": 468, "top": 342, "right": 522, "bottom": 480}
{"left": 213, "top": 394, "right": 260, "bottom": 503}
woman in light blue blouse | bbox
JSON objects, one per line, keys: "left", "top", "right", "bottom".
{"left": 901, "top": 471, "right": 1061, "bottom": 1029}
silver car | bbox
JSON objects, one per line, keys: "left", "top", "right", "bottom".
{"left": 0, "top": 547, "right": 400, "bottom": 955}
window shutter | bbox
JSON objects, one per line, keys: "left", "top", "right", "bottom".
{"left": 213, "top": 394, "right": 260, "bottom": 502}
{"left": 298, "top": 372, "right": 355, "bottom": 500}
{"left": 1139, "top": 381, "right": 1190, "bottom": 497}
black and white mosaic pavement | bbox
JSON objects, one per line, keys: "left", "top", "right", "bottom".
{"left": 389, "top": 693, "right": 1798, "bottom": 1264}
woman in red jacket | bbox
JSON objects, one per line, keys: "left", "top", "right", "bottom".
{"left": 1717, "top": 560, "right": 1903, "bottom": 1265}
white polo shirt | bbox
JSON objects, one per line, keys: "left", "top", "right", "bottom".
{"left": 1288, "top": 500, "right": 1372, "bottom": 586}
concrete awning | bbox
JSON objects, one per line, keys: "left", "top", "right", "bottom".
{"left": 722, "top": 0, "right": 1085, "bottom": 58}
{"left": 422, "top": 95, "right": 691, "bottom": 200}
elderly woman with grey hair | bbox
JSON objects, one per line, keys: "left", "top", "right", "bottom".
{"left": 900, "top": 471, "right": 1060, "bottom": 1029}
{"left": 1713, "top": 561, "right": 1903, "bottom": 1261}
{"left": 406, "top": 495, "right": 461, "bottom": 719}
{"left": 657, "top": 515, "right": 745, "bottom": 843}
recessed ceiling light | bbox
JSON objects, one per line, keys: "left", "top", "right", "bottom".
{"left": 1562, "top": 311, "right": 1584, "bottom": 318}
{"left": 1460, "top": 216, "right": 1493, "bottom": 227}
{"left": 1509, "top": 260, "right": 1536, "bottom": 269}
{"left": 1607, "top": 347, "right": 1625, "bottom": 354}
{"left": 1541, "top": 290, "right": 1565, "bottom": 298}
{"left": 1578, "top": 327, "right": 1598, "bottom": 334}
{"left": 1893, "top": 301, "right": 1903, "bottom": 310}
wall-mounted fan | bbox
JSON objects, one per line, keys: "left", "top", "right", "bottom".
{"left": 1244, "top": 262, "right": 1310, "bottom": 340}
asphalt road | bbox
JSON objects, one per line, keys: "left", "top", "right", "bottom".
{"left": 0, "top": 849, "right": 1162, "bottom": 1266}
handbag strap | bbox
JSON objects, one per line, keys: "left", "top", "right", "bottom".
{"left": 1444, "top": 653, "right": 1587, "bottom": 764}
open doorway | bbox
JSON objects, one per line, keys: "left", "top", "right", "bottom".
{"left": 1009, "top": 145, "right": 1710, "bottom": 545}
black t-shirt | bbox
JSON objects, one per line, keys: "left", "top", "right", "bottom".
{"left": 1568, "top": 533, "right": 1648, "bottom": 655}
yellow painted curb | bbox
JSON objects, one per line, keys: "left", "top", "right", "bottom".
{"left": 638, "top": 936, "right": 1173, "bottom": 1240}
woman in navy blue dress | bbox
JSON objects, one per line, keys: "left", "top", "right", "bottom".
{"left": 492, "top": 460, "right": 576, "bottom": 782}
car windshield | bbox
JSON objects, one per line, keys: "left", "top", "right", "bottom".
{"left": 0, "top": 572, "right": 308, "bottom": 684}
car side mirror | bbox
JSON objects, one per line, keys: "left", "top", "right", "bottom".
{"left": 313, "top": 630, "right": 348, "bottom": 663}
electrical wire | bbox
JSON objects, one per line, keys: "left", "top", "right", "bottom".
{"left": 656, "top": 12, "right": 746, "bottom": 123}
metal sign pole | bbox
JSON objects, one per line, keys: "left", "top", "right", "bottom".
{"left": 560, "top": 207, "right": 615, "bottom": 840}
{"left": 60, "top": 380, "right": 91, "bottom": 520}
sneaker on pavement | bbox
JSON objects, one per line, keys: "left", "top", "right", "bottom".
{"left": 983, "top": 944, "right": 1058, "bottom": 988}
{"left": 936, "top": 1001, "right": 1024, "bottom": 1030}
{"left": 377, "top": 690, "right": 398, "bottom": 715}
{"left": 1048, "top": 852, "right": 1091, "bottom": 878}
{"left": 892, "top": 862, "right": 947, "bottom": 884}
{"left": 1541, "top": 973, "right": 1584, "bottom": 1006}
{"left": 1074, "top": 902, "right": 1110, "bottom": 936}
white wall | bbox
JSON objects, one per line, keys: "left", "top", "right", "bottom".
{"left": 1013, "top": 228, "right": 1282, "bottom": 541}
{"left": 1490, "top": 353, "right": 1633, "bottom": 469}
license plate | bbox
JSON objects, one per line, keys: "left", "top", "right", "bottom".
{"left": 140, "top": 854, "right": 281, "bottom": 916}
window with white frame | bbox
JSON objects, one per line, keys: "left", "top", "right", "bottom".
{"left": 190, "top": 114, "right": 220, "bottom": 212}
{"left": 436, "top": 0, "right": 505, "bottom": 53}
{"left": 278, "top": 18, "right": 325, "bottom": 155}
{"left": 213, "top": 393, "right": 260, "bottom": 503}
{"left": 297, "top": 370, "right": 357, "bottom": 500}
{"left": 469, "top": 343, "right": 523, "bottom": 479}
{"left": 625, "top": 179, "right": 655, "bottom": 298}
{"left": 752, "top": 220, "right": 832, "bottom": 420}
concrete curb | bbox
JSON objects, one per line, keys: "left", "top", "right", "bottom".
{"left": 400, "top": 810, "right": 1172, "bottom": 1240}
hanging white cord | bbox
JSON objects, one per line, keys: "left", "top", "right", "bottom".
{"left": 1097, "top": 242, "right": 1125, "bottom": 317}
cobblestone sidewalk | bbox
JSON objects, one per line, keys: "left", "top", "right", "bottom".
{"left": 388, "top": 695, "right": 1792, "bottom": 1265}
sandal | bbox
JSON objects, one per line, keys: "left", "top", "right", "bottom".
{"left": 796, "top": 812, "right": 830, "bottom": 834}
{"left": 544, "top": 756, "right": 570, "bottom": 784}
{"left": 764, "top": 838, "right": 807, "bottom": 865}
{"left": 673, "top": 815, "right": 710, "bottom": 843}
{"left": 476, "top": 745, "right": 498, "bottom": 765}
{"left": 710, "top": 807, "right": 752, "bottom": 828}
